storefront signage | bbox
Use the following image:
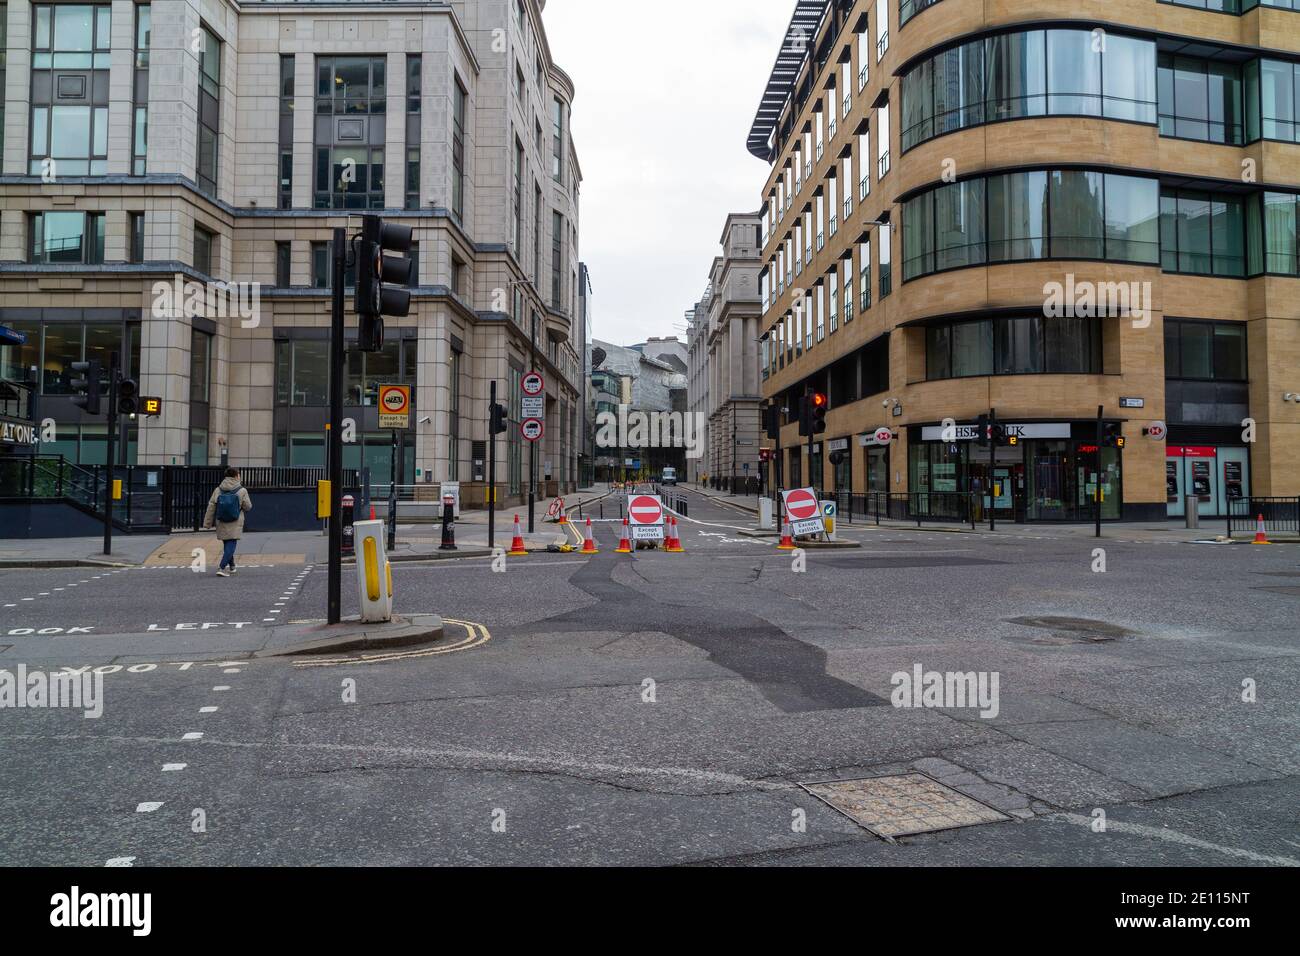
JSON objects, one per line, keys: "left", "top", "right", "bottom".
{"left": 860, "top": 428, "right": 894, "bottom": 447}
{"left": 1146, "top": 420, "right": 1167, "bottom": 441}
{"left": 919, "top": 422, "right": 1071, "bottom": 442}
{"left": 1167, "top": 446, "right": 1217, "bottom": 459}
{"left": 0, "top": 417, "right": 36, "bottom": 446}
{"left": 828, "top": 438, "right": 849, "bottom": 452}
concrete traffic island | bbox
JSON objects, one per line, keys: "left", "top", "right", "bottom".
{"left": 254, "top": 613, "right": 445, "bottom": 659}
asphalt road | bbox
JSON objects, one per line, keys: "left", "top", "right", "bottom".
{"left": 1, "top": 486, "right": 1298, "bottom": 865}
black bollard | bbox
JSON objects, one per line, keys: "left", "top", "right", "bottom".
{"left": 439, "top": 494, "right": 457, "bottom": 551}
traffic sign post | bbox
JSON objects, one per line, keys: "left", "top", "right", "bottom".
{"left": 781, "top": 487, "right": 825, "bottom": 538}
{"left": 627, "top": 493, "right": 665, "bottom": 544}
{"left": 522, "top": 371, "right": 543, "bottom": 534}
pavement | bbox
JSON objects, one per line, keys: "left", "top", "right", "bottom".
{"left": 1, "top": 484, "right": 1298, "bottom": 866}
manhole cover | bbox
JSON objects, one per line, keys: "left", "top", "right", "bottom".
{"left": 801, "top": 772, "right": 1009, "bottom": 839}
{"left": 1005, "top": 616, "right": 1135, "bottom": 643}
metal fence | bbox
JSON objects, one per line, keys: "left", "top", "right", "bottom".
{"left": 1227, "top": 497, "right": 1300, "bottom": 537}
{"left": 828, "top": 490, "right": 981, "bottom": 528}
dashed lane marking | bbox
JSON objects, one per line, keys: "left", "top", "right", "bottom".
{"left": 105, "top": 857, "right": 135, "bottom": 867}
{"left": 135, "top": 802, "right": 163, "bottom": 813}
{"left": 161, "top": 763, "right": 186, "bottom": 772}
{"left": 182, "top": 732, "right": 203, "bottom": 740}
{"left": 200, "top": 707, "right": 218, "bottom": 714}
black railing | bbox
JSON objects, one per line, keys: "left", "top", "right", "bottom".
{"left": 1227, "top": 497, "right": 1300, "bottom": 537}
{"left": 827, "top": 490, "right": 981, "bottom": 528}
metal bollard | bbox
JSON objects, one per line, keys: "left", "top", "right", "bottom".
{"left": 439, "top": 494, "right": 457, "bottom": 551}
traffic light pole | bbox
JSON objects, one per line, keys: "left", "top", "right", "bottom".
{"left": 489, "top": 380, "right": 498, "bottom": 550}
{"left": 1095, "top": 404, "right": 1104, "bottom": 540}
{"left": 528, "top": 312, "right": 537, "bottom": 534}
{"left": 102, "top": 353, "right": 119, "bottom": 556}
{"left": 988, "top": 407, "right": 997, "bottom": 533}
{"left": 327, "top": 227, "right": 346, "bottom": 626}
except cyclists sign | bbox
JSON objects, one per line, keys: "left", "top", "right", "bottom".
{"left": 781, "top": 487, "right": 825, "bottom": 537}
{"left": 627, "top": 494, "right": 665, "bottom": 541}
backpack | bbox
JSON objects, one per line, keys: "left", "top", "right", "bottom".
{"left": 215, "top": 486, "right": 243, "bottom": 524}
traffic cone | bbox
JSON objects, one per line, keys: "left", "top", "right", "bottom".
{"left": 1253, "top": 514, "right": 1271, "bottom": 545}
{"left": 616, "top": 518, "right": 633, "bottom": 553}
{"left": 508, "top": 515, "right": 528, "bottom": 557}
{"left": 777, "top": 520, "right": 796, "bottom": 550}
{"left": 557, "top": 506, "right": 568, "bottom": 525}
{"left": 581, "top": 517, "right": 599, "bottom": 554}
{"left": 665, "top": 516, "right": 685, "bottom": 553}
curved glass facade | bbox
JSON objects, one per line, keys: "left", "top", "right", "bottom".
{"left": 923, "top": 314, "right": 1103, "bottom": 380}
{"left": 902, "top": 170, "right": 1161, "bottom": 280}
{"left": 901, "top": 29, "right": 1157, "bottom": 152}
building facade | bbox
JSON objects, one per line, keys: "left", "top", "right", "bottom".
{"left": 752, "top": 0, "right": 1300, "bottom": 521}
{"left": 590, "top": 336, "right": 687, "bottom": 481}
{"left": 0, "top": 0, "right": 584, "bottom": 507}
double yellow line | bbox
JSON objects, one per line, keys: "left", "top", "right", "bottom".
{"left": 292, "top": 619, "right": 491, "bottom": 668}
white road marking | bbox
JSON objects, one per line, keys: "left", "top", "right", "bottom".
{"left": 136, "top": 802, "right": 163, "bottom": 813}
{"left": 105, "top": 857, "right": 135, "bottom": 867}
{"left": 200, "top": 706, "right": 218, "bottom": 713}
{"left": 1050, "top": 813, "right": 1300, "bottom": 866}
{"left": 161, "top": 763, "right": 186, "bottom": 772}
{"left": 182, "top": 732, "right": 204, "bottom": 740}
{"left": 213, "top": 686, "right": 230, "bottom": 691}
{"left": 222, "top": 668, "right": 241, "bottom": 674}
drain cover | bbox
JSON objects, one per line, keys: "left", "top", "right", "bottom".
{"left": 801, "top": 772, "right": 1009, "bottom": 839}
{"left": 1005, "top": 616, "right": 1134, "bottom": 643}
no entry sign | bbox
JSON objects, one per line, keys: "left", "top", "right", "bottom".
{"left": 627, "top": 494, "right": 665, "bottom": 541}
{"left": 781, "top": 487, "right": 825, "bottom": 537}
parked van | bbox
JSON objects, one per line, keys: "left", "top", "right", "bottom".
{"left": 661, "top": 467, "right": 678, "bottom": 486}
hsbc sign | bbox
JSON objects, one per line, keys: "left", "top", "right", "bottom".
{"left": 920, "top": 422, "right": 1071, "bottom": 442}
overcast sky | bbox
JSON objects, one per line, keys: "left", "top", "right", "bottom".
{"left": 541, "top": 1, "right": 787, "bottom": 348}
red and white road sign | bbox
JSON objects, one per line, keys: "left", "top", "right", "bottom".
{"left": 874, "top": 426, "right": 894, "bottom": 445}
{"left": 628, "top": 495, "right": 664, "bottom": 526}
{"left": 781, "top": 487, "right": 825, "bottom": 537}
{"left": 521, "top": 418, "right": 544, "bottom": 442}
{"left": 522, "top": 372, "right": 544, "bottom": 396}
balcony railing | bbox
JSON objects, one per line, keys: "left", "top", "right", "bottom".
{"left": 843, "top": 94, "right": 851, "bottom": 117}
{"left": 804, "top": 248, "right": 812, "bottom": 266}
{"left": 817, "top": 231, "right": 824, "bottom": 251}
{"left": 829, "top": 216, "right": 838, "bottom": 237}
{"left": 859, "top": 175, "right": 870, "bottom": 201}
{"left": 844, "top": 197, "right": 852, "bottom": 219}
{"left": 828, "top": 119, "right": 837, "bottom": 139}
{"left": 877, "top": 32, "right": 889, "bottom": 62}
{"left": 804, "top": 160, "right": 812, "bottom": 178}
{"left": 816, "top": 142, "right": 824, "bottom": 162}
{"left": 860, "top": 286, "right": 871, "bottom": 312}
{"left": 844, "top": 300, "right": 854, "bottom": 322}
{"left": 858, "top": 65, "right": 868, "bottom": 91}
{"left": 877, "top": 151, "right": 890, "bottom": 179}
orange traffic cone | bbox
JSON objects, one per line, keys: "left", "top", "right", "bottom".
{"left": 616, "top": 518, "right": 633, "bottom": 553}
{"left": 508, "top": 515, "right": 528, "bottom": 557}
{"left": 665, "top": 516, "right": 685, "bottom": 553}
{"left": 1253, "top": 514, "right": 1271, "bottom": 545}
{"left": 557, "top": 507, "right": 568, "bottom": 525}
{"left": 777, "top": 520, "right": 796, "bottom": 550}
{"left": 581, "top": 517, "right": 599, "bottom": 554}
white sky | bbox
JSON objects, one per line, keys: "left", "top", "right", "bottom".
{"left": 541, "top": 0, "right": 788, "bottom": 347}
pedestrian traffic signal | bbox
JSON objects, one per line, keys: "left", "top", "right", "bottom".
{"left": 355, "top": 215, "right": 413, "bottom": 353}
{"left": 1102, "top": 423, "right": 1126, "bottom": 448}
{"left": 69, "top": 360, "right": 102, "bottom": 416}
{"left": 117, "top": 376, "right": 139, "bottom": 416}
{"left": 490, "top": 401, "right": 509, "bottom": 435}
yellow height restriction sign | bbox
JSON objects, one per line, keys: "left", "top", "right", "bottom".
{"left": 378, "top": 384, "right": 411, "bottom": 429}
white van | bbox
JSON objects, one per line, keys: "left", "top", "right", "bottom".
{"left": 661, "top": 467, "right": 678, "bottom": 486}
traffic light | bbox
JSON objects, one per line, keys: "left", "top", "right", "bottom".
{"left": 989, "top": 422, "right": 1008, "bottom": 446}
{"left": 764, "top": 403, "right": 781, "bottom": 440}
{"left": 70, "top": 360, "right": 102, "bottom": 416}
{"left": 117, "top": 377, "right": 139, "bottom": 416}
{"left": 974, "top": 414, "right": 990, "bottom": 447}
{"left": 808, "top": 391, "right": 828, "bottom": 435}
{"left": 490, "top": 401, "right": 509, "bottom": 435}
{"left": 1102, "top": 423, "right": 1126, "bottom": 448}
{"left": 355, "top": 215, "right": 413, "bottom": 353}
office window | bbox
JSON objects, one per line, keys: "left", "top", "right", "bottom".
{"left": 452, "top": 78, "right": 466, "bottom": 220}
{"left": 875, "top": 0, "right": 888, "bottom": 61}
{"left": 311, "top": 240, "right": 356, "bottom": 288}
{"left": 1159, "top": 55, "right": 1243, "bottom": 145}
{"left": 451, "top": 257, "right": 464, "bottom": 296}
{"left": 193, "top": 226, "right": 213, "bottom": 274}
{"left": 275, "top": 241, "right": 291, "bottom": 287}
{"left": 196, "top": 25, "right": 220, "bottom": 195}
{"left": 1246, "top": 59, "right": 1300, "bottom": 144}
{"left": 408, "top": 242, "right": 419, "bottom": 287}
{"left": 129, "top": 212, "right": 144, "bottom": 263}
{"left": 29, "top": 5, "right": 113, "bottom": 176}
{"left": 130, "top": 4, "right": 149, "bottom": 174}
{"left": 448, "top": 348, "right": 462, "bottom": 477}
{"left": 405, "top": 54, "right": 421, "bottom": 210}
{"left": 0, "top": 5, "right": 6, "bottom": 158}
{"left": 190, "top": 329, "right": 211, "bottom": 403}
{"left": 987, "top": 170, "right": 1048, "bottom": 262}
{"left": 29, "top": 211, "right": 103, "bottom": 264}
{"left": 314, "top": 57, "right": 386, "bottom": 209}
{"left": 552, "top": 211, "right": 565, "bottom": 308}
{"left": 533, "top": 185, "right": 543, "bottom": 279}
{"left": 513, "top": 138, "right": 524, "bottom": 251}
{"left": 900, "top": 0, "right": 943, "bottom": 26}
{"left": 1248, "top": 191, "right": 1299, "bottom": 275}
{"left": 1160, "top": 189, "right": 1247, "bottom": 277}
{"left": 926, "top": 315, "right": 1101, "bottom": 380}
{"left": 551, "top": 97, "right": 565, "bottom": 180}
{"left": 876, "top": 103, "right": 890, "bottom": 178}
{"left": 878, "top": 223, "right": 891, "bottom": 298}
{"left": 1164, "top": 319, "right": 1247, "bottom": 382}
{"left": 279, "top": 55, "right": 295, "bottom": 208}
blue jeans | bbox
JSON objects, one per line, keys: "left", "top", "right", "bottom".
{"left": 220, "top": 539, "right": 238, "bottom": 571}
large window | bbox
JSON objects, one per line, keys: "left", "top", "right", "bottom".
{"left": 314, "top": 57, "right": 387, "bottom": 209}
{"left": 190, "top": 329, "right": 211, "bottom": 403}
{"left": 452, "top": 78, "right": 466, "bottom": 220}
{"left": 196, "top": 25, "right": 220, "bottom": 195}
{"left": 551, "top": 98, "right": 565, "bottom": 180}
{"left": 925, "top": 314, "right": 1103, "bottom": 380}
{"left": 29, "top": 211, "right": 104, "bottom": 264}
{"left": 900, "top": 0, "right": 943, "bottom": 27}
{"left": 552, "top": 211, "right": 565, "bottom": 308}
{"left": 1159, "top": 189, "right": 1247, "bottom": 277}
{"left": 279, "top": 55, "right": 294, "bottom": 208}
{"left": 132, "top": 4, "right": 149, "bottom": 174}
{"left": 1164, "top": 319, "right": 1246, "bottom": 381}
{"left": 1246, "top": 59, "right": 1300, "bottom": 144}
{"left": 902, "top": 29, "right": 1156, "bottom": 152}
{"left": 902, "top": 170, "right": 1159, "bottom": 281}
{"left": 1248, "top": 191, "right": 1299, "bottom": 275}
{"left": 1158, "top": 54, "right": 1243, "bottom": 144}
{"left": 29, "top": 4, "right": 112, "bottom": 176}
{"left": 194, "top": 226, "right": 214, "bottom": 275}
{"left": 405, "top": 54, "right": 421, "bottom": 210}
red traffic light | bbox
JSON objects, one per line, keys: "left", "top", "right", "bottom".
{"left": 811, "top": 392, "right": 828, "bottom": 408}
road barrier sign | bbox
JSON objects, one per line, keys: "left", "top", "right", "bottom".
{"left": 628, "top": 493, "right": 665, "bottom": 541}
{"left": 781, "top": 487, "right": 825, "bottom": 537}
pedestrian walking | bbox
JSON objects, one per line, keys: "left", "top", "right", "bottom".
{"left": 203, "top": 467, "right": 253, "bottom": 577}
